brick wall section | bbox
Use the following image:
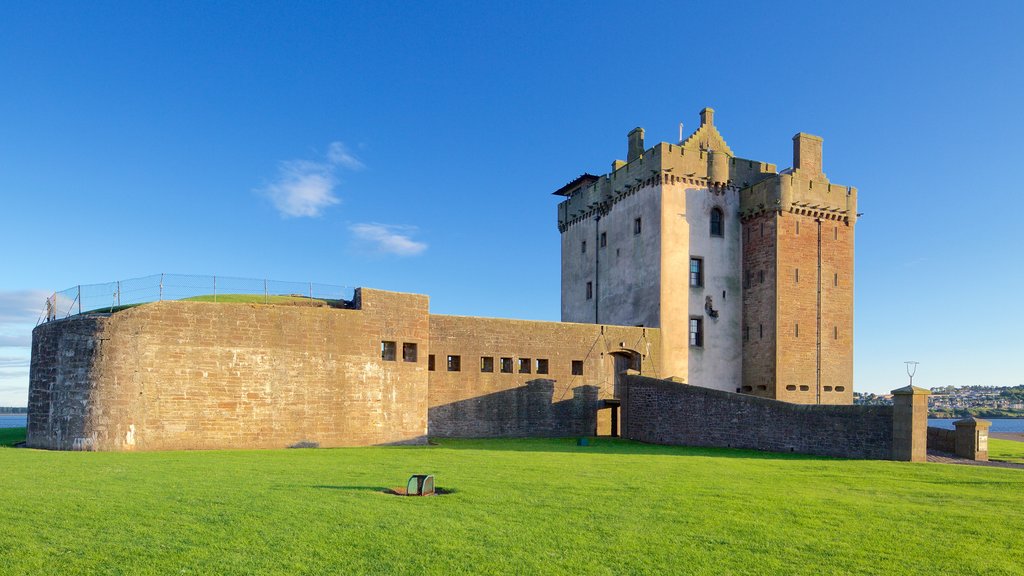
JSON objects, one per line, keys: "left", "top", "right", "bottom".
{"left": 927, "top": 426, "right": 956, "bottom": 453}
{"left": 27, "top": 288, "right": 430, "bottom": 451}
{"left": 741, "top": 212, "right": 777, "bottom": 396}
{"left": 428, "top": 315, "right": 659, "bottom": 437}
{"left": 623, "top": 375, "right": 894, "bottom": 459}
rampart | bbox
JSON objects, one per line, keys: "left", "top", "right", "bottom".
{"left": 622, "top": 375, "right": 915, "bottom": 460}
{"left": 28, "top": 288, "right": 431, "bottom": 450}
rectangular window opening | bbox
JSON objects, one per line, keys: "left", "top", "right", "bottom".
{"left": 500, "top": 357, "right": 513, "bottom": 373}
{"left": 447, "top": 355, "right": 461, "bottom": 372}
{"left": 536, "top": 358, "right": 549, "bottom": 374}
{"left": 600, "top": 232, "right": 607, "bottom": 247}
{"left": 581, "top": 241, "right": 587, "bottom": 254}
{"left": 571, "top": 360, "right": 584, "bottom": 376}
{"left": 834, "top": 272, "right": 838, "bottom": 287}
{"left": 634, "top": 217, "right": 642, "bottom": 235}
{"left": 759, "top": 324, "right": 763, "bottom": 339}
{"left": 428, "top": 354, "right": 435, "bottom": 371}
{"left": 834, "top": 326, "right": 838, "bottom": 339}
{"left": 758, "top": 270, "right": 765, "bottom": 284}
{"left": 689, "top": 257, "right": 704, "bottom": 287}
{"left": 796, "top": 221, "right": 800, "bottom": 235}
{"left": 381, "top": 341, "right": 396, "bottom": 362}
{"left": 402, "top": 343, "right": 418, "bottom": 362}
{"left": 586, "top": 281, "right": 593, "bottom": 300}
{"left": 795, "top": 323, "right": 799, "bottom": 338}
{"left": 518, "top": 358, "right": 531, "bottom": 374}
{"left": 689, "top": 317, "right": 704, "bottom": 347}
{"left": 795, "top": 268, "right": 799, "bottom": 283}
{"left": 481, "top": 356, "right": 494, "bottom": 373}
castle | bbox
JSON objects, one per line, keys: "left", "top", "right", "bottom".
{"left": 556, "top": 108, "right": 857, "bottom": 404}
{"left": 27, "top": 108, "right": 874, "bottom": 455}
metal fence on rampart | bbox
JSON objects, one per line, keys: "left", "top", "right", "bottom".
{"left": 42, "top": 274, "right": 355, "bottom": 322}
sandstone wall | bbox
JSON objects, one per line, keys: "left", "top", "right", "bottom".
{"left": 428, "top": 316, "right": 659, "bottom": 437}
{"left": 28, "top": 288, "right": 430, "bottom": 450}
{"left": 623, "top": 375, "right": 893, "bottom": 459}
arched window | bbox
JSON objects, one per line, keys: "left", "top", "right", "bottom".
{"left": 710, "top": 207, "right": 724, "bottom": 237}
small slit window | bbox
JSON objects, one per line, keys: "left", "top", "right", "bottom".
{"left": 586, "top": 281, "right": 593, "bottom": 300}
{"left": 634, "top": 217, "right": 642, "bottom": 235}
{"left": 581, "top": 241, "right": 587, "bottom": 254}
{"left": 836, "top": 386, "right": 846, "bottom": 392}
{"left": 824, "top": 386, "right": 833, "bottom": 392}
{"left": 786, "top": 385, "right": 797, "bottom": 391}
{"left": 799, "top": 385, "right": 809, "bottom": 391}
{"left": 600, "top": 232, "right": 607, "bottom": 247}
{"left": 428, "top": 354, "right": 435, "bottom": 371}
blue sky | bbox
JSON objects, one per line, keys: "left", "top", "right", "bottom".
{"left": 1, "top": 1, "right": 1022, "bottom": 404}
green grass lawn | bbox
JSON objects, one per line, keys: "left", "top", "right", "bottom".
{"left": 0, "top": 426, "right": 24, "bottom": 447}
{"left": 1, "top": 438, "right": 1022, "bottom": 575}
{"left": 989, "top": 438, "right": 1024, "bottom": 464}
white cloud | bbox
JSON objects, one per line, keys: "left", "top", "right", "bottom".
{"left": 350, "top": 223, "right": 428, "bottom": 257}
{"left": 0, "top": 290, "right": 47, "bottom": 324}
{"left": 259, "top": 141, "right": 363, "bottom": 218}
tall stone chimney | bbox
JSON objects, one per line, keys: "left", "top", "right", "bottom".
{"left": 627, "top": 127, "right": 645, "bottom": 162}
{"left": 793, "top": 132, "right": 824, "bottom": 175}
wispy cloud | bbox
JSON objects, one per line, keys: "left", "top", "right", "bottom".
{"left": 350, "top": 223, "right": 428, "bottom": 257}
{"left": 0, "top": 290, "right": 47, "bottom": 324}
{"left": 0, "top": 357, "right": 29, "bottom": 369}
{"left": 259, "top": 141, "right": 363, "bottom": 218}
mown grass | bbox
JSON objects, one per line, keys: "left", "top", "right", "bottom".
{"left": 989, "top": 438, "right": 1024, "bottom": 464}
{"left": 1, "top": 438, "right": 1022, "bottom": 575}
{"left": 0, "top": 426, "right": 24, "bottom": 446}
{"left": 182, "top": 294, "right": 344, "bottom": 307}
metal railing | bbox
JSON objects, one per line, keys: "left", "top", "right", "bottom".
{"left": 42, "top": 274, "right": 355, "bottom": 322}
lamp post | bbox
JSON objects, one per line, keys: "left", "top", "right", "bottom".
{"left": 904, "top": 361, "right": 919, "bottom": 387}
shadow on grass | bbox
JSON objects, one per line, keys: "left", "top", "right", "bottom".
{"left": 427, "top": 437, "right": 837, "bottom": 461}
{"left": 312, "top": 485, "right": 391, "bottom": 492}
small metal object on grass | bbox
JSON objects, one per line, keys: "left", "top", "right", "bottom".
{"left": 405, "top": 474, "right": 435, "bottom": 496}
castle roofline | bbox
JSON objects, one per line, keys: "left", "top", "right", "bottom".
{"left": 552, "top": 173, "right": 600, "bottom": 197}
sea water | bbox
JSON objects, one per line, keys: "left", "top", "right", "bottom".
{"left": 0, "top": 415, "right": 27, "bottom": 429}
{"left": 929, "top": 418, "right": 1024, "bottom": 433}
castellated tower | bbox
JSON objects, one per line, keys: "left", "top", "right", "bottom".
{"left": 554, "top": 109, "right": 857, "bottom": 404}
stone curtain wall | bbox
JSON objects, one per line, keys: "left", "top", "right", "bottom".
{"left": 28, "top": 288, "right": 430, "bottom": 451}
{"left": 623, "top": 375, "right": 894, "bottom": 459}
{"left": 428, "top": 316, "right": 659, "bottom": 437}
{"left": 927, "top": 427, "right": 956, "bottom": 453}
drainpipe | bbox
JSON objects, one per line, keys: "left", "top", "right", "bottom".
{"left": 816, "top": 218, "right": 822, "bottom": 404}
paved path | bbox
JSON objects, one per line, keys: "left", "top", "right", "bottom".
{"left": 927, "top": 450, "right": 1024, "bottom": 470}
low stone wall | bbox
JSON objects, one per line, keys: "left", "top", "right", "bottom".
{"left": 927, "top": 426, "right": 956, "bottom": 453}
{"left": 623, "top": 375, "right": 895, "bottom": 459}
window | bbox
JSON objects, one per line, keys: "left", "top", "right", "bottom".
{"left": 799, "top": 385, "right": 810, "bottom": 391}
{"left": 744, "top": 270, "right": 751, "bottom": 289}
{"left": 634, "top": 217, "right": 642, "bottom": 235}
{"left": 381, "top": 341, "right": 396, "bottom": 361}
{"left": 571, "top": 360, "right": 584, "bottom": 375}
{"left": 824, "top": 386, "right": 833, "bottom": 392}
{"left": 834, "top": 227, "right": 838, "bottom": 240}
{"left": 795, "top": 268, "right": 799, "bottom": 283}
{"left": 481, "top": 356, "right": 494, "bottom": 373}
{"left": 500, "top": 357, "right": 513, "bottom": 373}
{"left": 835, "top": 386, "right": 846, "bottom": 392}
{"left": 689, "top": 257, "right": 703, "bottom": 287}
{"left": 536, "top": 359, "right": 549, "bottom": 374}
{"left": 600, "top": 232, "right": 607, "bottom": 247}
{"left": 786, "top": 385, "right": 797, "bottom": 391}
{"left": 689, "top": 317, "right": 703, "bottom": 347}
{"left": 758, "top": 270, "right": 765, "bottom": 284}
{"left": 581, "top": 241, "right": 587, "bottom": 254}
{"left": 759, "top": 324, "right": 763, "bottom": 338}
{"left": 428, "top": 354, "right": 435, "bottom": 371}
{"left": 586, "top": 281, "right": 593, "bottom": 300}
{"left": 795, "top": 323, "right": 799, "bottom": 338}
{"left": 402, "top": 343, "right": 417, "bottom": 362}
{"left": 796, "top": 220, "right": 800, "bottom": 235}
{"left": 518, "top": 358, "right": 531, "bottom": 374}
{"left": 834, "top": 326, "right": 838, "bottom": 339}
{"left": 834, "top": 273, "right": 838, "bottom": 287}
{"left": 760, "top": 222, "right": 764, "bottom": 237}
{"left": 447, "top": 355, "right": 461, "bottom": 372}
{"left": 710, "top": 208, "right": 723, "bottom": 237}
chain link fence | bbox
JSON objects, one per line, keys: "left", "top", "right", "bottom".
{"left": 43, "top": 274, "right": 355, "bottom": 322}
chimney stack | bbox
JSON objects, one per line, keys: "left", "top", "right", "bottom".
{"left": 699, "top": 107, "right": 714, "bottom": 127}
{"left": 627, "top": 127, "right": 645, "bottom": 162}
{"left": 793, "top": 133, "right": 824, "bottom": 175}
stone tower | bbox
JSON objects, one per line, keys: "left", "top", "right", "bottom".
{"left": 554, "top": 108, "right": 857, "bottom": 404}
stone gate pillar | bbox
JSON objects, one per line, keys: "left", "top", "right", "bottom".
{"left": 954, "top": 416, "right": 991, "bottom": 461}
{"left": 891, "top": 385, "right": 930, "bottom": 462}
